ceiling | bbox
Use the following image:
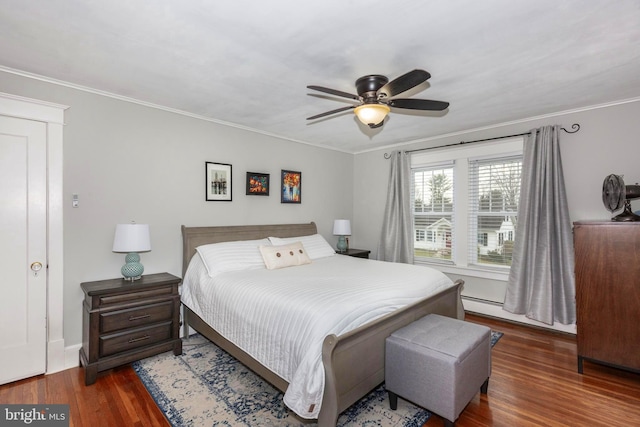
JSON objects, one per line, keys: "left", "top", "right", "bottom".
{"left": 2, "top": 1, "right": 640, "bottom": 153}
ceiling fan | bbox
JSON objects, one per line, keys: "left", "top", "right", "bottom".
{"left": 307, "top": 69, "right": 449, "bottom": 129}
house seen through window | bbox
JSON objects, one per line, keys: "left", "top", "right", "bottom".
{"left": 411, "top": 138, "right": 523, "bottom": 272}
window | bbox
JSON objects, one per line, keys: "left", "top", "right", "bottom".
{"left": 412, "top": 164, "right": 454, "bottom": 262}
{"left": 469, "top": 156, "right": 522, "bottom": 267}
{"left": 410, "top": 138, "right": 523, "bottom": 274}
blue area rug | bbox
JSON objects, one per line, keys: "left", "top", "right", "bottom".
{"left": 133, "top": 331, "right": 503, "bottom": 426}
{"left": 491, "top": 330, "right": 503, "bottom": 347}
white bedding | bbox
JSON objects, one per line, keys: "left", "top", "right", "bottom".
{"left": 181, "top": 253, "right": 454, "bottom": 419}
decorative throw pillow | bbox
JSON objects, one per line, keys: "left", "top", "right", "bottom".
{"left": 268, "top": 234, "right": 336, "bottom": 260}
{"left": 196, "top": 238, "right": 271, "bottom": 277}
{"left": 259, "top": 242, "right": 312, "bottom": 270}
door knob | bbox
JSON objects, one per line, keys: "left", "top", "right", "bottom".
{"left": 30, "top": 262, "right": 43, "bottom": 276}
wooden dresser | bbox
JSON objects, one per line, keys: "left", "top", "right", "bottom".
{"left": 80, "top": 272, "right": 182, "bottom": 385}
{"left": 573, "top": 221, "right": 640, "bottom": 374}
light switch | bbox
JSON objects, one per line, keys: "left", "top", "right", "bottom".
{"left": 72, "top": 194, "right": 79, "bottom": 208}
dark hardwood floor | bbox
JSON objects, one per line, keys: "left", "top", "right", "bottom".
{"left": 1, "top": 313, "right": 639, "bottom": 426}
{"left": 437, "top": 314, "right": 640, "bottom": 426}
{"left": 0, "top": 363, "right": 167, "bottom": 427}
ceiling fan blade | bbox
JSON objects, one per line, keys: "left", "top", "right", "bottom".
{"left": 387, "top": 98, "right": 449, "bottom": 111}
{"left": 377, "top": 69, "right": 431, "bottom": 98}
{"left": 307, "top": 85, "right": 359, "bottom": 101}
{"left": 307, "top": 105, "right": 356, "bottom": 120}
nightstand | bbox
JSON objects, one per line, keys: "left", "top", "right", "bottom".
{"left": 79, "top": 272, "right": 182, "bottom": 385}
{"left": 337, "top": 248, "right": 371, "bottom": 259}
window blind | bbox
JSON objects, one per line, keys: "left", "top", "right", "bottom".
{"left": 468, "top": 155, "right": 522, "bottom": 267}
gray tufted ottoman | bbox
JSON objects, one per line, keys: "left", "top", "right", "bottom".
{"left": 385, "top": 314, "right": 491, "bottom": 427}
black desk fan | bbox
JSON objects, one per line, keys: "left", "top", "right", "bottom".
{"left": 602, "top": 174, "right": 640, "bottom": 221}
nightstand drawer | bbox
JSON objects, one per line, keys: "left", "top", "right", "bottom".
{"left": 97, "top": 286, "right": 174, "bottom": 308}
{"left": 100, "top": 321, "right": 173, "bottom": 357}
{"left": 100, "top": 301, "right": 174, "bottom": 333}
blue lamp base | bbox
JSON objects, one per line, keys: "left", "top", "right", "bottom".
{"left": 121, "top": 252, "right": 144, "bottom": 281}
{"left": 336, "top": 236, "right": 347, "bottom": 253}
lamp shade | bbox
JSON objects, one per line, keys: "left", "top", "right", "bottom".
{"left": 112, "top": 223, "right": 151, "bottom": 253}
{"left": 354, "top": 104, "right": 390, "bottom": 126}
{"left": 333, "top": 219, "right": 351, "bottom": 236}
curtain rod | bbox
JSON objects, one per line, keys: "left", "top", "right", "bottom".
{"left": 384, "top": 123, "right": 581, "bottom": 158}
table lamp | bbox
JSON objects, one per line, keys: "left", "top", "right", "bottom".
{"left": 333, "top": 219, "right": 351, "bottom": 253}
{"left": 112, "top": 223, "right": 151, "bottom": 281}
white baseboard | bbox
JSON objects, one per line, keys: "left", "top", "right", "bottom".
{"left": 46, "top": 338, "right": 67, "bottom": 374}
{"left": 463, "top": 298, "right": 576, "bottom": 334}
{"left": 62, "top": 344, "right": 82, "bottom": 371}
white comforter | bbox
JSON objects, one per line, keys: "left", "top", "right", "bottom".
{"left": 181, "top": 254, "right": 453, "bottom": 419}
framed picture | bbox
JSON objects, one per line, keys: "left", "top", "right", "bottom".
{"left": 205, "top": 161, "right": 232, "bottom": 201}
{"left": 246, "top": 172, "right": 270, "bottom": 196}
{"left": 281, "top": 170, "right": 301, "bottom": 203}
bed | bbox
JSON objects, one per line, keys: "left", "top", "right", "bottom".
{"left": 180, "top": 222, "right": 464, "bottom": 426}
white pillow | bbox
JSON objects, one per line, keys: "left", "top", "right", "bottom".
{"left": 259, "top": 242, "right": 312, "bottom": 270}
{"left": 196, "top": 238, "right": 271, "bottom": 277}
{"left": 268, "top": 234, "right": 336, "bottom": 260}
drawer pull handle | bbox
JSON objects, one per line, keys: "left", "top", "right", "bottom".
{"left": 129, "top": 314, "right": 151, "bottom": 321}
{"left": 128, "top": 335, "right": 151, "bottom": 344}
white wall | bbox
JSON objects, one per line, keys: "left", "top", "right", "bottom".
{"left": 0, "top": 71, "right": 354, "bottom": 358}
{"left": 4, "top": 65, "right": 640, "bottom": 352}
{"left": 354, "top": 99, "right": 640, "bottom": 331}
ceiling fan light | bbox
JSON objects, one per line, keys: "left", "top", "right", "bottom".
{"left": 354, "top": 104, "right": 390, "bottom": 126}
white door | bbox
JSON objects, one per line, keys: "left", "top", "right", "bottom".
{"left": 0, "top": 115, "right": 47, "bottom": 384}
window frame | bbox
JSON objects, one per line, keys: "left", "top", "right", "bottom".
{"left": 410, "top": 137, "right": 524, "bottom": 280}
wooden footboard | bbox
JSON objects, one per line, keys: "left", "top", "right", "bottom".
{"left": 317, "top": 279, "right": 464, "bottom": 426}
{"left": 181, "top": 223, "right": 464, "bottom": 426}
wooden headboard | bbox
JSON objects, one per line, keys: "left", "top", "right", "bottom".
{"left": 181, "top": 222, "right": 317, "bottom": 277}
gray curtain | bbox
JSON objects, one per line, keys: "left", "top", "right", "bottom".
{"left": 503, "top": 125, "right": 575, "bottom": 325}
{"left": 377, "top": 151, "right": 414, "bottom": 263}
